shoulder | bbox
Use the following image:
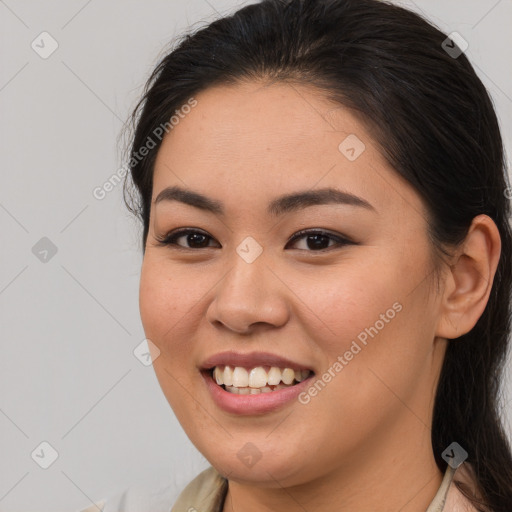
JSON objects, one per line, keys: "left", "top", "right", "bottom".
{"left": 76, "top": 467, "right": 226, "bottom": 512}
{"left": 444, "top": 463, "right": 490, "bottom": 512}
{"left": 76, "top": 479, "right": 177, "bottom": 512}
{"left": 171, "top": 466, "right": 228, "bottom": 511}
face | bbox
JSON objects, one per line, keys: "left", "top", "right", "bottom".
{"left": 139, "top": 81, "right": 447, "bottom": 488}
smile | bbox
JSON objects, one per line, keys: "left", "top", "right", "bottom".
{"left": 199, "top": 352, "right": 315, "bottom": 414}
{"left": 211, "top": 365, "right": 312, "bottom": 395}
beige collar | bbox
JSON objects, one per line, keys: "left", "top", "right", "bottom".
{"left": 171, "top": 466, "right": 227, "bottom": 512}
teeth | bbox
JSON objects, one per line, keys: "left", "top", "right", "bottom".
{"left": 214, "top": 367, "right": 223, "bottom": 385}
{"left": 212, "top": 365, "right": 312, "bottom": 391}
{"left": 249, "top": 367, "right": 267, "bottom": 388}
{"left": 267, "top": 367, "right": 282, "bottom": 386}
{"left": 223, "top": 366, "right": 233, "bottom": 386}
{"left": 282, "top": 368, "right": 295, "bottom": 385}
{"left": 232, "top": 367, "right": 249, "bottom": 387}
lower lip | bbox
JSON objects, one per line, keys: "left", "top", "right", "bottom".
{"left": 202, "top": 371, "right": 314, "bottom": 415}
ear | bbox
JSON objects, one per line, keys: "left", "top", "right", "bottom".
{"left": 436, "top": 214, "right": 501, "bottom": 339}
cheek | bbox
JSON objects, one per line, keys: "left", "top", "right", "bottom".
{"left": 292, "top": 253, "right": 436, "bottom": 416}
{"left": 138, "top": 257, "right": 204, "bottom": 418}
{"left": 289, "top": 251, "right": 434, "bottom": 404}
{"left": 289, "top": 257, "right": 405, "bottom": 355}
{"left": 139, "top": 256, "right": 204, "bottom": 352}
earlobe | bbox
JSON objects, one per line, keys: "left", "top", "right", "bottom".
{"left": 435, "top": 214, "right": 501, "bottom": 340}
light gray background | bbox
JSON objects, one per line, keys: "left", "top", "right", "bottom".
{"left": 1, "top": 1, "right": 511, "bottom": 511}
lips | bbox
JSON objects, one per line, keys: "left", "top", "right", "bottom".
{"left": 199, "top": 351, "right": 315, "bottom": 414}
{"left": 200, "top": 350, "right": 313, "bottom": 372}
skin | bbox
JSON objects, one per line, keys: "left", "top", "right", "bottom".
{"left": 138, "top": 80, "right": 501, "bottom": 511}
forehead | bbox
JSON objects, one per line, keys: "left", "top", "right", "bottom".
{"left": 151, "top": 81, "right": 424, "bottom": 221}
{"left": 158, "top": 81, "right": 363, "bottom": 155}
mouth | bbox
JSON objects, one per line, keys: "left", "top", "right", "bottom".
{"left": 200, "top": 356, "right": 315, "bottom": 414}
{"left": 207, "top": 365, "right": 314, "bottom": 395}
{"left": 199, "top": 351, "right": 316, "bottom": 414}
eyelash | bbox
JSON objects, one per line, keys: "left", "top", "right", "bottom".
{"left": 154, "top": 228, "right": 355, "bottom": 252}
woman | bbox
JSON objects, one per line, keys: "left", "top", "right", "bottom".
{"left": 82, "top": 0, "right": 512, "bottom": 510}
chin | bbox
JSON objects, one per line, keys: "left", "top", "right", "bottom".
{"left": 198, "top": 439, "right": 316, "bottom": 488}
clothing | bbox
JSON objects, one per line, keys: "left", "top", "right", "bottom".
{"left": 79, "top": 461, "right": 484, "bottom": 512}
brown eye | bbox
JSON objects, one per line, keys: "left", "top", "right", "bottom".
{"left": 155, "top": 229, "right": 220, "bottom": 249}
{"left": 155, "top": 228, "right": 354, "bottom": 252}
{"left": 286, "top": 230, "right": 354, "bottom": 251}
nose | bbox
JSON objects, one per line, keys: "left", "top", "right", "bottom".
{"left": 205, "top": 249, "right": 290, "bottom": 334}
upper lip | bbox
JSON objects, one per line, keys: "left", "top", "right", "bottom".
{"left": 200, "top": 351, "right": 313, "bottom": 372}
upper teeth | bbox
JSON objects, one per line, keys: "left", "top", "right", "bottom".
{"left": 213, "top": 366, "right": 311, "bottom": 388}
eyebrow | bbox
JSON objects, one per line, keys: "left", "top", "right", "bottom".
{"left": 153, "top": 185, "right": 376, "bottom": 216}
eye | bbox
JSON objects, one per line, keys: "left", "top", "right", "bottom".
{"left": 155, "top": 228, "right": 354, "bottom": 252}
{"left": 155, "top": 228, "right": 219, "bottom": 250}
{"left": 285, "top": 229, "right": 354, "bottom": 251}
